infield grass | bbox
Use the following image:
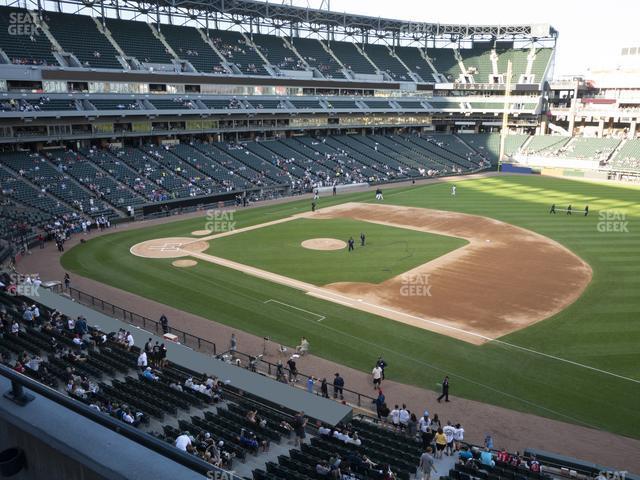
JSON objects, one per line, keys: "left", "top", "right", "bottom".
{"left": 207, "top": 218, "right": 467, "bottom": 285}
{"left": 61, "top": 175, "right": 640, "bottom": 439}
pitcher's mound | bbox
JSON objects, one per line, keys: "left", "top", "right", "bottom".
{"left": 301, "top": 238, "right": 347, "bottom": 251}
{"left": 172, "top": 259, "right": 198, "bottom": 268}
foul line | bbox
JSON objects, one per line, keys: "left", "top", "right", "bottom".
{"left": 353, "top": 298, "right": 640, "bottom": 385}
{"left": 264, "top": 299, "right": 326, "bottom": 322}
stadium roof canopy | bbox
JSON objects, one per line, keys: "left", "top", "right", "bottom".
{"left": 62, "top": 0, "right": 557, "bottom": 41}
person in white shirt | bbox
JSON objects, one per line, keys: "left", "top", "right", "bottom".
{"left": 443, "top": 421, "right": 456, "bottom": 456}
{"left": 67, "top": 317, "right": 75, "bottom": 331}
{"left": 371, "top": 365, "right": 383, "bottom": 389}
{"left": 390, "top": 405, "right": 401, "bottom": 430}
{"left": 126, "top": 332, "right": 134, "bottom": 350}
{"left": 419, "top": 413, "right": 431, "bottom": 433}
{"left": 175, "top": 432, "right": 192, "bottom": 451}
{"left": 453, "top": 423, "right": 464, "bottom": 451}
{"left": 137, "top": 351, "right": 148, "bottom": 369}
{"left": 346, "top": 432, "right": 361, "bottom": 446}
{"left": 317, "top": 425, "right": 331, "bottom": 436}
{"left": 398, "top": 405, "right": 410, "bottom": 431}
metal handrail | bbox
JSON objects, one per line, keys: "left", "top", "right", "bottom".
{"left": 0, "top": 364, "right": 234, "bottom": 478}
{"left": 222, "top": 350, "right": 378, "bottom": 412}
{"left": 58, "top": 286, "right": 216, "bottom": 355}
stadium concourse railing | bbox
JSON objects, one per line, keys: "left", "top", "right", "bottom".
{"left": 56, "top": 286, "right": 217, "bottom": 355}
{"left": 225, "top": 350, "right": 378, "bottom": 413}
{"left": 52, "top": 286, "right": 379, "bottom": 413}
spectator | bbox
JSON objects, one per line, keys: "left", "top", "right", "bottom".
{"left": 480, "top": 448, "right": 495, "bottom": 468}
{"left": 417, "top": 447, "right": 437, "bottom": 480}
{"left": 333, "top": 372, "right": 344, "bottom": 400}
{"left": 175, "top": 431, "right": 192, "bottom": 451}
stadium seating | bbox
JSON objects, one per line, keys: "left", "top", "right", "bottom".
{"left": 496, "top": 44, "right": 530, "bottom": 81}
{"left": 0, "top": 6, "right": 58, "bottom": 66}
{"left": 555, "top": 137, "right": 620, "bottom": 160}
{"left": 460, "top": 45, "right": 494, "bottom": 83}
{"left": 362, "top": 44, "right": 411, "bottom": 80}
{"left": 609, "top": 139, "right": 640, "bottom": 172}
{"left": 287, "top": 37, "right": 345, "bottom": 79}
{"left": 103, "top": 17, "right": 173, "bottom": 64}
{"left": 209, "top": 29, "right": 268, "bottom": 76}
{"left": 327, "top": 40, "right": 376, "bottom": 75}
{"left": 160, "top": 23, "right": 227, "bottom": 74}
{"left": 251, "top": 33, "right": 306, "bottom": 71}
{"left": 522, "top": 136, "right": 571, "bottom": 154}
{"left": 458, "top": 133, "right": 529, "bottom": 163}
{"left": 44, "top": 11, "right": 121, "bottom": 69}
{"left": 427, "top": 48, "right": 461, "bottom": 81}
{"left": 530, "top": 48, "right": 553, "bottom": 81}
{"left": 394, "top": 45, "right": 434, "bottom": 82}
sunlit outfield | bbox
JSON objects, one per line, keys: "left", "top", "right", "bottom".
{"left": 207, "top": 218, "right": 467, "bottom": 285}
{"left": 62, "top": 175, "right": 640, "bottom": 439}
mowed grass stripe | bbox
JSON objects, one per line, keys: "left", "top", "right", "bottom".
{"left": 62, "top": 175, "right": 640, "bottom": 438}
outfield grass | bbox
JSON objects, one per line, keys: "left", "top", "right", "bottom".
{"left": 61, "top": 175, "right": 640, "bottom": 439}
{"left": 208, "top": 218, "right": 467, "bottom": 285}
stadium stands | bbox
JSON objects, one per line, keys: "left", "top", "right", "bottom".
{"left": 522, "top": 136, "right": 571, "bottom": 154}
{"left": 251, "top": 33, "right": 306, "bottom": 72}
{"left": 103, "top": 17, "right": 174, "bottom": 64}
{"left": 328, "top": 40, "right": 376, "bottom": 75}
{"left": 427, "top": 48, "right": 461, "bottom": 81}
{"left": 362, "top": 43, "right": 411, "bottom": 80}
{"left": 210, "top": 29, "right": 268, "bottom": 76}
{"left": 160, "top": 24, "right": 227, "bottom": 74}
{"left": 458, "top": 133, "right": 529, "bottom": 163}
{"left": 609, "top": 139, "right": 640, "bottom": 172}
{"left": 556, "top": 137, "right": 620, "bottom": 160}
{"left": 460, "top": 45, "right": 494, "bottom": 83}
{"left": 45, "top": 11, "right": 122, "bottom": 69}
{"left": 287, "top": 37, "right": 345, "bottom": 78}
{"left": 0, "top": 6, "right": 58, "bottom": 66}
{"left": 394, "top": 45, "right": 434, "bottom": 82}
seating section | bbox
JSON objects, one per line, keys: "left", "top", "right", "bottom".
{"left": 459, "top": 133, "right": 529, "bottom": 163}
{"left": 161, "top": 24, "right": 227, "bottom": 74}
{"left": 210, "top": 30, "right": 268, "bottom": 76}
{"left": 496, "top": 44, "right": 529, "bottom": 81}
{"left": 394, "top": 45, "right": 433, "bottom": 82}
{"left": 104, "top": 17, "right": 173, "bottom": 64}
{"left": 556, "top": 137, "right": 620, "bottom": 160}
{"left": 522, "top": 136, "right": 571, "bottom": 154}
{"left": 45, "top": 11, "right": 121, "bottom": 69}
{"left": 530, "top": 48, "right": 553, "bottom": 81}
{"left": 428, "top": 48, "right": 461, "bottom": 81}
{"left": 460, "top": 45, "right": 494, "bottom": 83}
{"left": 1, "top": 151, "right": 116, "bottom": 218}
{"left": 0, "top": 7, "right": 554, "bottom": 86}
{"left": 287, "top": 37, "right": 344, "bottom": 79}
{"left": 329, "top": 40, "right": 376, "bottom": 75}
{"left": 362, "top": 44, "right": 411, "bottom": 80}
{"left": 609, "top": 139, "right": 640, "bottom": 172}
{"left": 252, "top": 34, "right": 305, "bottom": 71}
{"left": 0, "top": 6, "right": 58, "bottom": 66}
{"left": 325, "top": 99, "right": 359, "bottom": 110}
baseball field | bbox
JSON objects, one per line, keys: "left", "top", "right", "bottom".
{"left": 61, "top": 175, "right": 640, "bottom": 439}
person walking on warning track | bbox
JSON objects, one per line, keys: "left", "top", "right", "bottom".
{"left": 230, "top": 333, "right": 238, "bottom": 357}
{"left": 348, "top": 237, "right": 355, "bottom": 252}
{"left": 549, "top": 204, "right": 556, "bottom": 214}
{"left": 437, "top": 376, "right": 450, "bottom": 403}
